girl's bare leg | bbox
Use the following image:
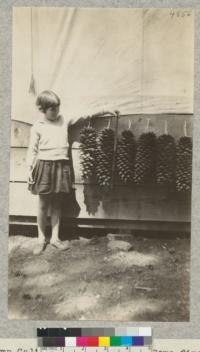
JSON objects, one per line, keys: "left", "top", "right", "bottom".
{"left": 50, "top": 195, "right": 69, "bottom": 250}
{"left": 51, "top": 196, "right": 61, "bottom": 243}
{"left": 34, "top": 194, "right": 50, "bottom": 255}
{"left": 37, "top": 194, "right": 50, "bottom": 241}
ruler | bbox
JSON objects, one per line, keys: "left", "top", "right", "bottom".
{"left": 39, "top": 347, "right": 152, "bottom": 352}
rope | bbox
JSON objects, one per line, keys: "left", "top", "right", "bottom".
{"left": 164, "top": 120, "right": 168, "bottom": 134}
{"left": 30, "top": 7, "right": 33, "bottom": 75}
{"left": 107, "top": 118, "right": 111, "bottom": 129}
{"left": 184, "top": 120, "right": 187, "bottom": 137}
{"left": 29, "top": 7, "right": 36, "bottom": 95}
{"left": 145, "top": 117, "right": 150, "bottom": 132}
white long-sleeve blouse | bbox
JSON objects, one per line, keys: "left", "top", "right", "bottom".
{"left": 26, "top": 115, "right": 72, "bottom": 168}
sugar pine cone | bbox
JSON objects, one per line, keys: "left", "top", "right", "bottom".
{"left": 96, "top": 128, "right": 115, "bottom": 188}
{"left": 116, "top": 129, "right": 135, "bottom": 184}
{"left": 176, "top": 136, "right": 192, "bottom": 192}
{"left": 156, "top": 134, "right": 176, "bottom": 185}
{"left": 134, "top": 132, "right": 157, "bottom": 184}
{"left": 80, "top": 126, "right": 97, "bottom": 180}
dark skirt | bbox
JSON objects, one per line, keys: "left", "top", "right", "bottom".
{"left": 28, "top": 159, "right": 72, "bottom": 195}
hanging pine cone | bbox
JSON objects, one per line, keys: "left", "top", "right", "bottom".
{"left": 156, "top": 134, "right": 176, "bottom": 185}
{"left": 116, "top": 130, "right": 135, "bottom": 184}
{"left": 80, "top": 126, "right": 97, "bottom": 181}
{"left": 176, "top": 136, "right": 192, "bottom": 192}
{"left": 96, "top": 127, "right": 115, "bottom": 188}
{"left": 134, "top": 132, "right": 157, "bottom": 184}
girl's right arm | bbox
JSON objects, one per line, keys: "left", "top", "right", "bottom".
{"left": 26, "top": 124, "right": 40, "bottom": 180}
{"left": 68, "top": 115, "right": 91, "bottom": 128}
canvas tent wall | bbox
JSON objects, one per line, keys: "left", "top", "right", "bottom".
{"left": 12, "top": 7, "right": 194, "bottom": 124}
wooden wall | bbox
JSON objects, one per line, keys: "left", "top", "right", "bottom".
{"left": 9, "top": 114, "right": 192, "bottom": 229}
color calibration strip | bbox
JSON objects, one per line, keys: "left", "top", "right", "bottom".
{"left": 37, "top": 327, "right": 152, "bottom": 337}
{"left": 37, "top": 328, "right": 152, "bottom": 348}
{"left": 38, "top": 336, "right": 152, "bottom": 347}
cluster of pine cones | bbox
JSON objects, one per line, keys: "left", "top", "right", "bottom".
{"left": 116, "top": 130, "right": 135, "bottom": 184}
{"left": 80, "top": 126, "right": 97, "bottom": 180}
{"left": 176, "top": 136, "right": 192, "bottom": 191}
{"left": 134, "top": 132, "right": 157, "bottom": 184}
{"left": 156, "top": 134, "right": 176, "bottom": 185}
{"left": 80, "top": 126, "right": 192, "bottom": 192}
{"left": 96, "top": 128, "right": 115, "bottom": 188}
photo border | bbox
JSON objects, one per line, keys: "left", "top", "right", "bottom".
{"left": 0, "top": 0, "right": 200, "bottom": 339}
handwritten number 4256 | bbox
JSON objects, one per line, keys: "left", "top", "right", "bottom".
{"left": 170, "top": 10, "right": 191, "bottom": 18}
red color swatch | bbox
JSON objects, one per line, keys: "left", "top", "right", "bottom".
{"left": 87, "top": 337, "right": 99, "bottom": 346}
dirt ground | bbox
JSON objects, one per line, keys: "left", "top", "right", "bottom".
{"left": 8, "top": 232, "right": 190, "bottom": 321}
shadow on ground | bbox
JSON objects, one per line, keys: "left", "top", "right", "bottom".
{"left": 8, "top": 232, "right": 190, "bottom": 321}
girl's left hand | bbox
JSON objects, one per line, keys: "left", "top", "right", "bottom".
{"left": 27, "top": 167, "right": 35, "bottom": 184}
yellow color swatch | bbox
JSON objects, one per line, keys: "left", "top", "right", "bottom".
{"left": 98, "top": 337, "right": 110, "bottom": 347}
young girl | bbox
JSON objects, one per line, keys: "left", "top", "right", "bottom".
{"left": 26, "top": 90, "right": 80, "bottom": 255}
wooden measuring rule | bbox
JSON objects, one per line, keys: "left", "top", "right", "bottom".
{"left": 38, "top": 347, "right": 152, "bottom": 352}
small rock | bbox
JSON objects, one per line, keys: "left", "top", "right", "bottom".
{"left": 35, "top": 294, "right": 43, "bottom": 300}
{"left": 148, "top": 264, "right": 154, "bottom": 270}
{"left": 23, "top": 293, "right": 32, "bottom": 300}
{"left": 79, "top": 236, "right": 91, "bottom": 245}
{"left": 137, "top": 269, "right": 143, "bottom": 274}
{"left": 169, "top": 247, "right": 175, "bottom": 254}
{"left": 71, "top": 239, "right": 79, "bottom": 244}
{"left": 35, "top": 294, "right": 43, "bottom": 303}
{"left": 107, "top": 233, "right": 116, "bottom": 241}
{"left": 107, "top": 233, "right": 132, "bottom": 241}
{"left": 107, "top": 240, "right": 133, "bottom": 252}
